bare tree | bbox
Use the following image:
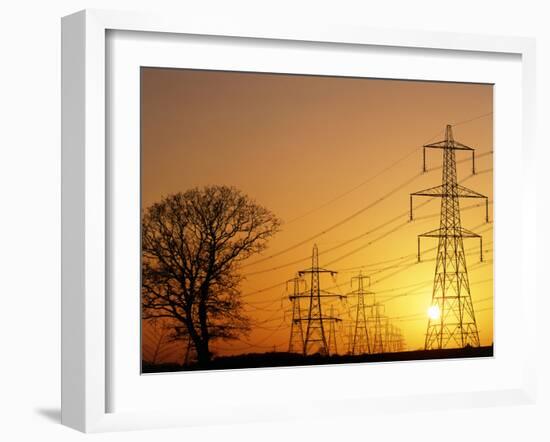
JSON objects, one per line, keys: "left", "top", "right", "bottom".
{"left": 141, "top": 185, "right": 281, "bottom": 367}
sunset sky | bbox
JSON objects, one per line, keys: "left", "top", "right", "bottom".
{"left": 141, "top": 67, "right": 493, "bottom": 363}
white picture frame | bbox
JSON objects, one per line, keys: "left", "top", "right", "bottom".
{"left": 61, "top": 9, "right": 538, "bottom": 433}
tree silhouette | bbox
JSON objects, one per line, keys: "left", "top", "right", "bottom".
{"left": 142, "top": 185, "right": 281, "bottom": 367}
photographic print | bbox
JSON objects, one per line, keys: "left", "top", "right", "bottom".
{"left": 140, "top": 68, "right": 493, "bottom": 373}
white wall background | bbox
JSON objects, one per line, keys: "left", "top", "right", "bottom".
{"left": 0, "top": 1, "right": 548, "bottom": 441}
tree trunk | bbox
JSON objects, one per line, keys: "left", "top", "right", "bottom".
{"left": 197, "top": 292, "right": 211, "bottom": 367}
{"left": 184, "top": 314, "right": 211, "bottom": 367}
{"left": 195, "top": 339, "right": 211, "bottom": 367}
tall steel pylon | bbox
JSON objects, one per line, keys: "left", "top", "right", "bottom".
{"left": 297, "top": 244, "right": 344, "bottom": 356}
{"left": 287, "top": 275, "right": 306, "bottom": 353}
{"left": 410, "top": 125, "right": 488, "bottom": 350}
{"left": 348, "top": 273, "right": 372, "bottom": 355}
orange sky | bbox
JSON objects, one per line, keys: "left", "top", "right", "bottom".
{"left": 141, "top": 67, "right": 493, "bottom": 363}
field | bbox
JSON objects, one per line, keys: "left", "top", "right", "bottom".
{"left": 142, "top": 345, "right": 494, "bottom": 373}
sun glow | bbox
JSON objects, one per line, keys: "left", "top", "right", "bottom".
{"left": 427, "top": 305, "right": 441, "bottom": 320}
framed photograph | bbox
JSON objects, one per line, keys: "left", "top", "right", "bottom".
{"left": 61, "top": 9, "right": 537, "bottom": 433}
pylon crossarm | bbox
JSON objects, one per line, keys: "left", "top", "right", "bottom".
{"left": 419, "top": 233, "right": 485, "bottom": 255}
{"left": 409, "top": 184, "right": 489, "bottom": 222}
{"left": 417, "top": 228, "right": 442, "bottom": 262}
{"left": 320, "top": 290, "right": 346, "bottom": 297}
{"left": 410, "top": 185, "right": 444, "bottom": 220}
{"left": 454, "top": 140, "right": 476, "bottom": 151}
{"left": 412, "top": 184, "right": 486, "bottom": 199}
{"left": 459, "top": 227, "right": 481, "bottom": 238}
{"left": 459, "top": 228, "right": 484, "bottom": 262}
{"left": 418, "top": 227, "right": 444, "bottom": 238}
{"left": 411, "top": 184, "right": 445, "bottom": 197}
{"left": 456, "top": 184, "right": 487, "bottom": 199}
{"left": 290, "top": 293, "right": 343, "bottom": 299}
{"left": 420, "top": 142, "right": 475, "bottom": 171}
{"left": 423, "top": 131, "right": 476, "bottom": 174}
{"left": 456, "top": 185, "right": 489, "bottom": 222}
{"left": 348, "top": 289, "right": 375, "bottom": 296}
{"left": 298, "top": 268, "right": 337, "bottom": 275}
{"left": 423, "top": 140, "right": 474, "bottom": 151}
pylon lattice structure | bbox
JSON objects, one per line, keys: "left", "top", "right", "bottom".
{"left": 390, "top": 325, "right": 406, "bottom": 352}
{"left": 295, "top": 244, "right": 345, "bottom": 356}
{"left": 348, "top": 273, "right": 372, "bottom": 355}
{"left": 383, "top": 321, "right": 405, "bottom": 353}
{"left": 410, "top": 125, "right": 488, "bottom": 350}
{"left": 345, "top": 324, "right": 354, "bottom": 354}
{"left": 368, "top": 301, "right": 385, "bottom": 354}
{"left": 287, "top": 276, "right": 306, "bottom": 353}
{"left": 326, "top": 305, "right": 339, "bottom": 355}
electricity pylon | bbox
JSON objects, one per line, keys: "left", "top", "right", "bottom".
{"left": 345, "top": 324, "right": 354, "bottom": 354}
{"left": 410, "top": 125, "right": 488, "bottom": 350}
{"left": 287, "top": 275, "right": 306, "bottom": 353}
{"left": 383, "top": 320, "right": 391, "bottom": 353}
{"left": 369, "top": 301, "right": 385, "bottom": 353}
{"left": 392, "top": 326, "right": 406, "bottom": 352}
{"left": 326, "top": 305, "right": 339, "bottom": 355}
{"left": 348, "top": 273, "right": 372, "bottom": 355}
{"left": 297, "top": 244, "right": 344, "bottom": 356}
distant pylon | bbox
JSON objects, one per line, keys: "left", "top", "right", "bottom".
{"left": 369, "top": 301, "right": 385, "bottom": 353}
{"left": 326, "top": 305, "right": 339, "bottom": 355}
{"left": 297, "top": 244, "right": 344, "bottom": 356}
{"left": 410, "top": 125, "right": 488, "bottom": 350}
{"left": 346, "top": 324, "right": 353, "bottom": 355}
{"left": 383, "top": 320, "right": 391, "bottom": 353}
{"left": 348, "top": 272, "right": 372, "bottom": 355}
{"left": 287, "top": 275, "right": 306, "bottom": 353}
{"left": 394, "top": 326, "right": 406, "bottom": 352}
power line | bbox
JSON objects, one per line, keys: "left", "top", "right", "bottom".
{"left": 241, "top": 172, "right": 423, "bottom": 270}
{"left": 395, "top": 305, "right": 493, "bottom": 323}
{"left": 238, "top": 165, "right": 491, "bottom": 304}
{"left": 242, "top": 185, "right": 441, "bottom": 277}
{"left": 366, "top": 244, "right": 493, "bottom": 279}
{"left": 242, "top": 153, "right": 493, "bottom": 274}
{"left": 249, "top": 195, "right": 492, "bottom": 279}
{"left": 240, "top": 281, "right": 287, "bottom": 299}
{"left": 240, "top": 218, "right": 492, "bottom": 303}
{"left": 451, "top": 111, "right": 493, "bottom": 128}
{"left": 325, "top": 204, "right": 492, "bottom": 270}
{"left": 285, "top": 146, "right": 421, "bottom": 224}
{"left": 243, "top": 203, "right": 432, "bottom": 278}
{"left": 224, "top": 321, "right": 288, "bottom": 351}
{"left": 381, "top": 272, "right": 493, "bottom": 305}
{"left": 371, "top": 223, "right": 492, "bottom": 288}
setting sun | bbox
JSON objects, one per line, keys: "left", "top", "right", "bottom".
{"left": 427, "top": 305, "right": 441, "bottom": 320}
